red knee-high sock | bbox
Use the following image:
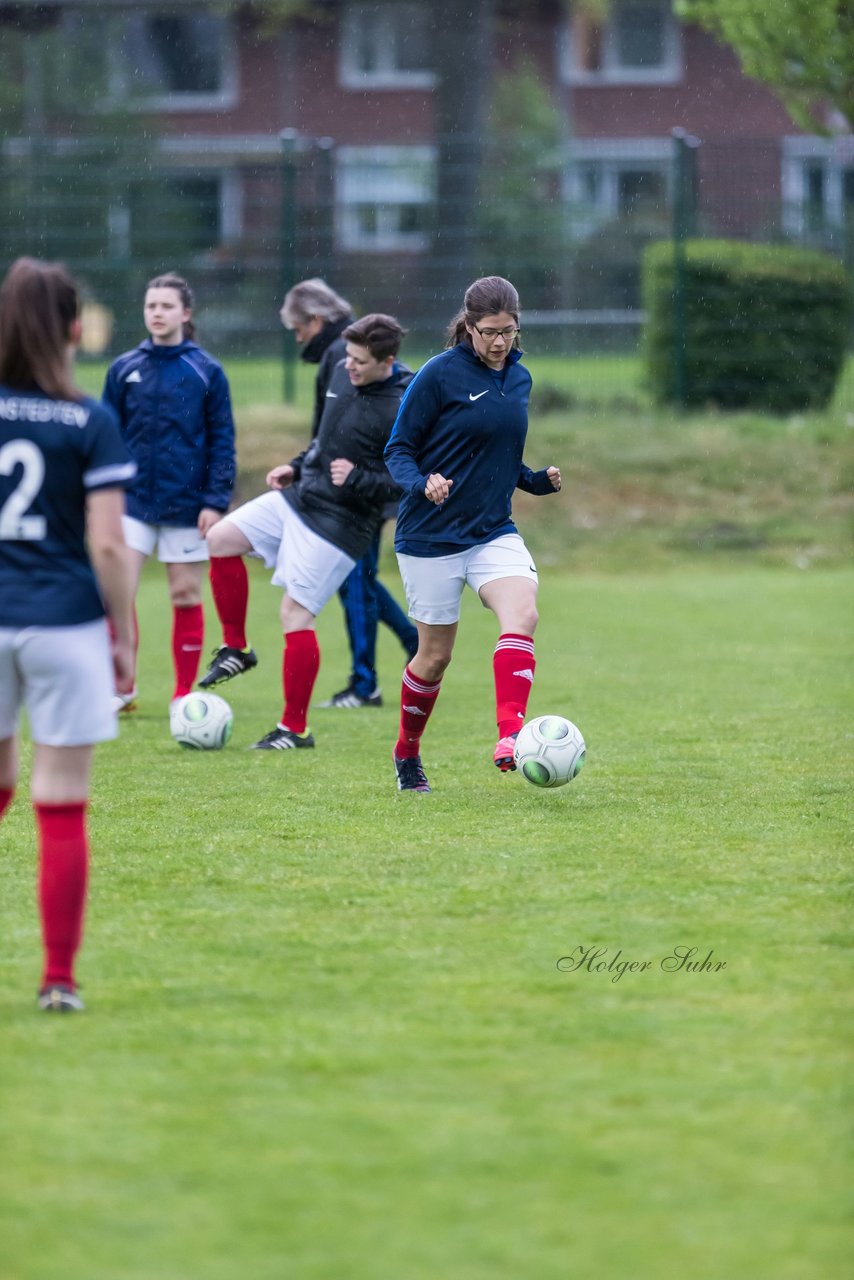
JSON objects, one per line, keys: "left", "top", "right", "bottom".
{"left": 172, "top": 603, "right": 205, "bottom": 698}
{"left": 282, "top": 629, "right": 320, "bottom": 734}
{"left": 493, "top": 633, "right": 536, "bottom": 739}
{"left": 0, "top": 787, "right": 13, "bottom": 819}
{"left": 209, "top": 556, "right": 249, "bottom": 650}
{"left": 395, "top": 665, "right": 443, "bottom": 759}
{"left": 35, "top": 801, "right": 88, "bottom": 990}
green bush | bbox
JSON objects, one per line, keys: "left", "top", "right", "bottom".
{"left": 642, "top": 239, "right": 851, "bottom": 412}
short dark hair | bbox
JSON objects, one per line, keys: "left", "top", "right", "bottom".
{"left": 342, "top": 313, "right": 407, "bottom": 361}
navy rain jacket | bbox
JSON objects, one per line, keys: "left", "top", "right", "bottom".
{"left": 102, "top": 338, "right": 236, "bottom": 526}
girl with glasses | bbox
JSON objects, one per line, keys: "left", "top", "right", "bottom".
{"left": 384, "top": 275, "right": 562, "bottom": 792}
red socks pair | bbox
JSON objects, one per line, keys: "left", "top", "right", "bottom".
{"left": 394, "top": 634, "right": 536, "bottom": 758}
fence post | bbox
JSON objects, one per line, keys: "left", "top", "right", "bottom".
{"left": 280, "top": 128, "right": 299, "bottom": 404}
{"left": 671, "top": 128, "right": 699, "bottom": 407}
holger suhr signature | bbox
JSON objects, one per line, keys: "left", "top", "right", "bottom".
{"left": 557, "top": 945, "right": 727, "bottom": 984}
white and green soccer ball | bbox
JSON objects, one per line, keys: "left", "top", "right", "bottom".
{"left": 514, "top": 714, "right": 586, "bottom": 788}
{"left": 169, "top": 692, "right": 234, "bottom": 750}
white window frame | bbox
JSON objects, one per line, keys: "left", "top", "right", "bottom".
{"left": 335, "top": 145, "right": 436, "bottom": 252}
{"left": 781, "top": 135, "right": 854, "bottom": 237}
{"left": 563, "top": 138, "right": 674, "bottom": 238}
{"left": 561, "top": 0, "right": 682, "bottom": 86}
{"left": 339, "top": 2, "right": 435, "bottom": 90}
{"left": 109, "top": 11, "right": 239, "bottom": 113}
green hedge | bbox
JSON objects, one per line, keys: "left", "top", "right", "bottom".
{"left": 642, "top": 239, "right": 851, "bottom": 412}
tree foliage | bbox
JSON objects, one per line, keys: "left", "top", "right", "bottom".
{"left": 675, "top": 0, "right": 854, "bottom": 130}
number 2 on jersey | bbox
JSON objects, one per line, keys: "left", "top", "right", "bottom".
{"left": 0, "top": 439, "right": 48, "bottom": 540}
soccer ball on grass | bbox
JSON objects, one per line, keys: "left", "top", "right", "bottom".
{"left": 169, "top": 692, "right": 233, "bottom": 750}
{"left": 514, "top": 715, "right": 586, "bottom": 788}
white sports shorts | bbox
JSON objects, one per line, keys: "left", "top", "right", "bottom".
{"left": 123, "top": 515, "right": 208, "bottom": 563}
{"left": 397, "top": 533, "right": 538, "bottom": 626}
{"left": 0, "top": 619, "right": 117, "bottom": 747}
{"left": 222, "top": 491, "right": 355, "bottom": 618}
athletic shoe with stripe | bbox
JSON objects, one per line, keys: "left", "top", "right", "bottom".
{"left": 393, "top": 751, "right": 431, "bottom": 792}
{"left": 249, "top": 725, "right": 315, "bottom": 750}
{"left": 38, "top": 984, "right": 85, "bottom": 1012}
{"left": 493, "top": 733, "right": 519, "bottom": 772}
{"left": 198, "top": 645, "right": 258, "bottom": 689}
{"left": 317, "top": 684, "right": 382, "bottom": 708}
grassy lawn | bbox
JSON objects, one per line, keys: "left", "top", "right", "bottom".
{"left": 1, "top": 562, "right": 851, "bottom": 1280}
{"left": 75, "top": 351, "right": 854, "bottom": 415}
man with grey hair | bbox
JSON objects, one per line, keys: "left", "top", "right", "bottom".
{"left": 280, "top": 278, "right": 355, "bottom": 437}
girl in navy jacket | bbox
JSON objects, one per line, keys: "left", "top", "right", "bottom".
{"left": 384, "top": 276, "right": 562, "bottom": 793}
{"left": 102, "top": 274, "right": 236, "bottom": 708}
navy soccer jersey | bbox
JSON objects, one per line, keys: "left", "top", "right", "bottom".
{"left": 384, "top": 343, "right": 554, "bottom": 555}
{"left": 0, "top": 388, "right": 136, "bottom": 627}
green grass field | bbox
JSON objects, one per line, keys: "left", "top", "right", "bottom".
{"left": 3, "top": 363, "right": 853, "bottom": 1277}
{"left": 2, "top": 558, "right": 852, "bottom": 1279}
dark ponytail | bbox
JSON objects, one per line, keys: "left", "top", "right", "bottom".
{"left": 146, "top": 272, "right": 195, "bottom": 339}
{"left": 445, "top": 275, "right": 521, "bottom": 349}
{"left": 0, "top": 257, "right": 81, "bottom": 401}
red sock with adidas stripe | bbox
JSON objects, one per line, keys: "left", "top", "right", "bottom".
{"left": 395, "top": 665, "right": 442, "bottom": 759}
{"left": 282, "top": 629, "right": 320, "bottom": 734}
{"left": 209, "top": 555, "right": 249, "bottom": 650}
{"left": 172, "top": 603, "right": 205, "bottom": 697}
{"left": 493, "top": 633, "right": 536, "bottom": 739}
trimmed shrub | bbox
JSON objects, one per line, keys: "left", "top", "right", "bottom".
{"left": 642, "top": 239, "right": 851, "bottom": 412}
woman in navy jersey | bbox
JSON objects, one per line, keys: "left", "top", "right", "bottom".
{"left": 384, "top": 276, "right": 562, "bottom": 793}
{"left": 102, "top": 274, "right": 237, "bottom": 710}
{"left": 0, "top": 257, "right": 136, "bottom": 1011}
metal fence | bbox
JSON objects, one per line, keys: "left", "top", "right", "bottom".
{"left": 1, "top": 129, "right": 851, "bottom": 407}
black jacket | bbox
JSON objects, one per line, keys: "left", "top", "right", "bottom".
{"left": 283, "top": 358, "right": 414, "bottom": 560}
{"left": 301, "top": 315, "right": 355, "bottom": 437}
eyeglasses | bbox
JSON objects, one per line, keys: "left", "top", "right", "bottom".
{"left": 472, "top": 324, "right": 520, "bottom": 341}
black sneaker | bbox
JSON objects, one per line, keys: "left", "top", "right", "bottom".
{"left": 198, "top": 645, "right": 258, "bottom": 689}
{"left": 250, "top": 725, "right": 315, "bottom": 750}
{"left": 317, "top": 685, "right": 382, "bottom": 709}
{"left": 393, "top": 751, "right": 431, "bottom": 793}
{"left": 38, "top": 984, "right": 84, "bottom": 1012}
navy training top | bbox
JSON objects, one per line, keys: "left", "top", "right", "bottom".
{"left": 0, "top": 388, "right": 136, "bottom": 627}
{"left": 384, "top": 342, "right": 554, "bottom": 556}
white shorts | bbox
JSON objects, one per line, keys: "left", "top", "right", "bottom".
{"left": 123, "top": 515, "right": 208, "bottom": 563}
{"left": 397, "top": 533, "right": 539, "bottom": 626}
{"left": 222, "top": 491, "right": 355, "bottom": 617}
{"left": 0, "top": 619, "right": 117, "bottom": 747}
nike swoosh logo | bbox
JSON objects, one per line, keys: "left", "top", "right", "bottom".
{"left": 325, "top": 391, "right": 338, "bottom": 398}
{"left": 469, "top": 390, "right": 489, "bottom": 401}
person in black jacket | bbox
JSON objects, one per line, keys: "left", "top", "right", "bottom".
{"left": 281, "top": 277, "right": 355, "bottom": 438}
{"left": 283, "top": 279, "right": 418, "bottom": 709}
{"left": 206, "top": 314, "right": 412, "bottom": 751}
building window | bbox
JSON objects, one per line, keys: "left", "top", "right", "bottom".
{"left": 563, "top": 0, "right": 682, "bottom": 85}
{"left": 782, "top": 137, "right": 854, "bottom": 243}
{"left": 109, "top": 171, "right": 237, "bottom": 262}
{"left": 565, "top": 140, "right": 673, "bottom": 238}
{"left": 335, "top": 147, "right": 435, "bottom": 251}
{"left": 112, "top": 12, "right": 237, "bottom": 109}
{"left": 339, "top": 2, "right": 435, "bottom": 88}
